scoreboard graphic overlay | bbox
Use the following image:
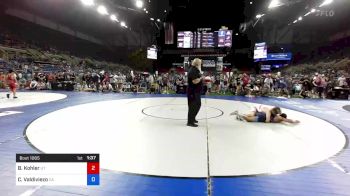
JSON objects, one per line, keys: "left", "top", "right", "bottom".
{"left": 16, "top": 154, "right": 100, "bottom": 186}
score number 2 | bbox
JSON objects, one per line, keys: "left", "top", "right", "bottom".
{"left": 87, "top": 162, "right": 99, "bottom": 174}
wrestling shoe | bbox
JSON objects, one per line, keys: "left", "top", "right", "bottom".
{"left": 230, "top": 111, "right": 238, "bottom": 116}
{"left": 6, "top": 94, "right": 10, "bottom": 99}
{"left": 236, "top": 115, "right": 244, "bottom": 121}
{"left": 187, "top": 123, "right": 198, "bottom": 127}
{"left": 14, "top": 96, "right": 18, "bottom": 99}
{"left": 194, "top": 119, "right": 198, "bottom": 123}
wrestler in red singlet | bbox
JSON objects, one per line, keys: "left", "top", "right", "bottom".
{"left": 6, "top": 69, "right": 18, "bottom": 99}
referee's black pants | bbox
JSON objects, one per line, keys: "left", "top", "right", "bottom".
{"left": 187, "top": 93, "right": 201, "bottom": 124}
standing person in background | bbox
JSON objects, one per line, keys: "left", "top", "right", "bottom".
{"left": 320, "top": 74, "right": 327, "bottom": 99}
{"left": 313, "top": 73, "right": 323, "bottom": 98}
{"left": 157, "top": 74, "right": 163, "bottom": 93}
{"left": 0, "top": 71, "right": 6, "bottom": 89}
{"left": 214, "top": 74, "right": 220, "bottom": 93}
{"left": 187, "top": 58, "right": 203, "bottom": 127}
{"left": 263, "top": 74, "right": 274, "bottom": 94}
{"left": 102, "top": 72, "right": 109, "bottom": 87}
{"left": 162, "top": 73, "right": 169, "bottom": 94}
{"left": 300, "top": 76, "right": 312, "bottom": 98}
{"left": 92, "top": 72, "right": 100, "bottom": 92}
{"left": 6, "top": 69, "right": 18, "bottom": 99}
{"left": 242, "top": 73, "right": 250, "bottom": 88}
{"left": 204, "top": 75, "right": 212, "bottom": 95}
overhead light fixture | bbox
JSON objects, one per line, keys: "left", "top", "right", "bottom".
{"left": 250, "top": 1, "right": 253, "bottom": 5}
{"left": 150, "top": 18, "right": 154, "bottom": 21}
{"left": 256, "top": 14, "right": 264, "bottom": 19}
{"left": 81, "top": 0, "right": 94, "bottom": 6}
{"left": 293, "top": 20, "right": 298, "bottom": 23}
{"left": 157, "top": 19, "right": 161, "bottom": 22}
{"left": 121, "top": 21, "right": 126, "bottom": 27}
{"left": 298, "top": 16, "right": 302, "bottom": 21}
{"left": 235, "top": 33, "right": 239, "bottom": 36}
{"left": 143, "top": 8, "right": 146, "bottom": 11}
{"left": 110, "top": 15, "right": 119, "bottom": 22}
{"left": 320, "top": 0, "right": 333, "bottom": 7}
{"left": 304, "top": 12, "right": 311, "bottom": 16}
{"left": 311, "top": 8, "right": 316, "bottom": 13}
{"left": 97, "top": 5, "right": 108, "bottom": 15}
{"left": 136, "top": 0, "right": 144, "bottom": 8}
{"left": 164, "top": 10, "right": 167, "bottom": 13}
{"left": 268, "top": 0, "right": 283, "bottom": 9}
{"left": 145, "top": 11, "right": 148, "bottom": 14}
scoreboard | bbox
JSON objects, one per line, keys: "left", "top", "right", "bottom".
{"left": 16, "top": 154, "right": 100, "bottom": 186}
{"left": 177, "top": 31, "right": 193, "bottom": 48}
{"left": 177, "top": 28, "right": 232, "bottom": 48}
{"left": 201, "top": 32, "right": 215, "bottom": 48}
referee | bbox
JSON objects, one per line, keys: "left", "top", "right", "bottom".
{"left": 187, "top": 58, "right": 203, "bottom": 127}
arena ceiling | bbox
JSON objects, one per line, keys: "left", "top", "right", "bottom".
{"left": 0, "top": 0, "right": 348, "bottom": 48}
{"left": 165, "top": 0, "right": 350, "bottom": 46}
{"left": 167, "top": 0, "right": 245, "bottom": 31}
{"left": 166, "top": 0, "right": 349, "bottom": 31}
{"left": 0, "top": 0, "right": 169, "bottom": 46}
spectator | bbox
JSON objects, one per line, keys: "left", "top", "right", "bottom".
{"left": 242, "top": 73, "right": 250, "bottom": 88}
{"left": 338, "top": 75, "right": 348, "bottom": 87}
{"left": 0, "top": 71, "right": 5, "bottom": 88}
{"left": 263, "top": 74, "right": 274, "bottom": 93}
{"left": 312, "top": 73, "right": 323, "bottom": 98}
{"left": 29, "top": 79, "right": 38, "bottom": 90}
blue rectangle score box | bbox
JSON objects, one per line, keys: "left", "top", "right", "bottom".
{"left": 87, "top": 174, "right": 100, "bottom": 185}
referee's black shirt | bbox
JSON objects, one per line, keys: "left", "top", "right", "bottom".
{"left": 187, "top": 66, "right": 202, "bottom": 94}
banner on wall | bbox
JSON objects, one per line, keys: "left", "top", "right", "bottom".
{"left": 202, "top": 60, "right": 216, "bottom": 68}
{"left": 164, "top": 23, "right": 174, "bottom": 45}
{"left": 267, "top": 53, "right": 292, "bottom": 61}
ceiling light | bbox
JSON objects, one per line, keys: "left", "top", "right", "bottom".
{"left": 298, "top": 16, "right": 302, "bottom": 21}
{"left": 110, "top": 15, "right": 119, "bottom": 22}
{"left": 136, "top": 0, "right": 143, "bottom": 8}
{"left": 157, "top": 19, "right": 161, "bottom": 22}
{"left": 311, "top": 8, "right": 316, "bottom": 13}
{"left": 268, "top": 0, "right": 283, "bottom": 9}
{"left": 80, "top": 0, "right": 94, "bottom": 6}
{"left": 150, "top": 18, "right": 154, "bottom": 21}
{"left": 293, "top": 20, "right": 298, "bottom": 23}
{"left": 121, "top": 22, "right": 126, "bottom": 27}
{"left": 320, "top": 0, "right": 333, "bottom": 7}
{"left": 97, "top": 5, "right": 108, "bottom": 15}
{"left": 145, "top": 11, "right": 148, "bottom": 14}
{"left": 256, "top": 14, "right": 264, "bottom": 19}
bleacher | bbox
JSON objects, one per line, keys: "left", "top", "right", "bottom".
{"left": 42, "top": 64, "right": 62, "bottom": 73}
